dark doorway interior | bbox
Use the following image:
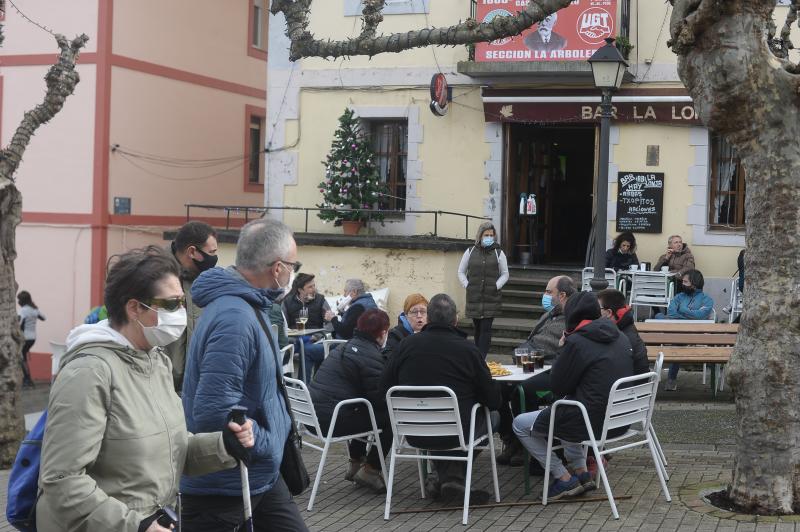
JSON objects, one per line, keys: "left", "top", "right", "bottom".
{"left": 505, "top": 125, "right": 596, "bottom": 264}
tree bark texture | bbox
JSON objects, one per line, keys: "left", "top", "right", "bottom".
{"left": 270, "top": 0, "right": 573, "bottom": 61}
{"left": 0, "top": 32, "right": 88, "bottom": 467}
{"left": 670, "top": 0, "right": 800, "bottom": 514}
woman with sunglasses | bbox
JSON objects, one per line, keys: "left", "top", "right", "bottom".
{"left": 37, "top": 246, "right": 255, "bottom": 532}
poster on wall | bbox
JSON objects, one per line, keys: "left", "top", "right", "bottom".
{"left": 475, "top": 0, "right": 618, "bottom": 62}
{"left": 616, "top": 172, "right": 664, "bottom": 233}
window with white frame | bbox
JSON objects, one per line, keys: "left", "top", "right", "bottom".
{"left": 708, "top": 133, "right": 746, "bottom": 229}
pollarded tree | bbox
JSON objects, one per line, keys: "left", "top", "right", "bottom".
{"left": 270, "top": 0, "right": 800, "bottom": 515}
{"left": 669, "top": 0, "right": 800, "bottom": 514}
{"left": 0, "top": 28, "right": 88, "bottom": 466}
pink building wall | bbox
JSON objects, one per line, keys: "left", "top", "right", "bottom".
{"left": 4, "top": 0, "right": 267, "bottom": 379}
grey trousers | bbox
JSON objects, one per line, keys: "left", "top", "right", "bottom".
{"left": 512, "top": 409, "right": 586, "bottom": 479}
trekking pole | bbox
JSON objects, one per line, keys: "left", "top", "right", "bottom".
{"left": 231, "top": 406, "right": 254, "bottom": 532}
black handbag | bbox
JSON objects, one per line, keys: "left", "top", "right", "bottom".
{"left": 249, "top": 303, "right": 310, "bottom": 496}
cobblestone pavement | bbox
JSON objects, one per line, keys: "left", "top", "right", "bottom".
{"left": 4, "top": 373, "right": 800, "bottom": 531}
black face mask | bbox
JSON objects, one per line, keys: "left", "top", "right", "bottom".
{"left": 192, "top": 248, "right": 218, "bottom": 272}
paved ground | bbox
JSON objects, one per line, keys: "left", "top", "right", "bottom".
{"left": 4, "top": 372, "right": 798, "bottom": 531}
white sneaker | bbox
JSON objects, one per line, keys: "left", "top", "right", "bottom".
{"left": 665, "top": 379, "right": 677, "bottom": 391}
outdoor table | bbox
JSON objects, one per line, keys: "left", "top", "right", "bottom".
{"left": 287, "top": 328, "right": 327, "bottom": 381}
{"left": 492, "top": 364, "right": 551, "bottom": 495}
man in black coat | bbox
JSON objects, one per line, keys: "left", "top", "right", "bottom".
{"left": 512, "top": 292, "right": 634, "bottom": 500}
{"left": 381, "top": 293, "right": 501, "bottom": 500}
{"left": 598, "top": 289, "right": 650, "bottom": 375}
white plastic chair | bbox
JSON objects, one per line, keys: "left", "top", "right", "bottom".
{"left": 280, "top": 344, "right": 295, "bottom": 378}
{"left": 283, "top": 377, "right": 387, "bottom": 511}
{"left": 630, "top": 272, "right": 675, "bottom": 320}
{"left": 49, "top": 341, "right": 67, "bottom": 382}
{"left": 542, "top": 372, "right": 671, "bottom": 519}
{"left": 722, "top": 276, "right": 743, "bottom": 324}
{"left": 321, "top": 339, "right": 347, "bottom": 358}
{"left": 581, "top": 267, "right": 618, "bottom": 292}
{"left": 383, "top": 386, "right": 500, "bottom": 525}
{"left": 650, "top": 352, "right": 668, "bottom": 480}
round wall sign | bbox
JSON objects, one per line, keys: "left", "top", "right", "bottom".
{"left": 429, "top": 73, "right": 449, "bottom": 116}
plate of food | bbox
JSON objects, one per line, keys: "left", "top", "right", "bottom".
{"left": 487, "top": 361, "right": 512, "bottom": 377}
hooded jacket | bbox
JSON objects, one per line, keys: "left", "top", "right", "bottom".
{"left": 615, "top": 309, "right": 651, "bottom": 375}
{"left": 532, "top": 318, "right": 634, "bottom": 442}
{"left": 309, "top": 330, "right": 387, "bottom": 425}
{"left": 37, "top": 321, "right": 234, "bottom": 532}
{"left": 654, "top": 244, "right": 696, "bottom": 275}
{"left": 181, "top": 266, "right": 291, "bottom": 497}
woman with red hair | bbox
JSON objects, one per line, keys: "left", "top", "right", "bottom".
{"left": 309, "top": 308, "right": 392, "bottom": 493}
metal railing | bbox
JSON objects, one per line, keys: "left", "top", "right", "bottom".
{"left": 185, "top": 204, "right": 490, "bottom": 240}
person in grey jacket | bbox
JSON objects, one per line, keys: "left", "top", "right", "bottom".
{"left": 37, "top": 246, "right": 253, "bottom": 532}
{"left": 457, "top": 222, "right": 509, "bottom": 357}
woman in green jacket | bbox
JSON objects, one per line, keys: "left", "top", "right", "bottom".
{"left": 37, "top": 247, "right": 254, "bottom": 532}
{"left": 457, "top": 221, "right": 509, "bottom": 357}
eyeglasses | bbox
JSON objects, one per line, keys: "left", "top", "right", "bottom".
{"left": 408, "top": 309, "right": 427, "bottom": 316}
{"left": 141, "top": 297, "right": 186, "bottom": 312}
{"left": 271, "top": 260, "right": 302, "bottom": 273}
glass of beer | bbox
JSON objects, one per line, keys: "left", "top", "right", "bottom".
{"left": 297, "top": 307, "right": 308, "bottom": 332}
{"left": 514, "top": 347, "right": 529, "bottom": 368}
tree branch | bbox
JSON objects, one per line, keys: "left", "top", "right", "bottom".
{"left": 271, "top": 0, "right": 573, "bottom": 61}
{"left": 0, "top": 33, "right": 89, "bottom": 185}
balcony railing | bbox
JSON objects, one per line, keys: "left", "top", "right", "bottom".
{"left": 185, "top": 204, "right": 490, "bottom": 241}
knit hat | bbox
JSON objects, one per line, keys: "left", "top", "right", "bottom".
{"left": 403, "top": 293, "right": 429, "bottom": 315}
{"left": 564, "top": 291, "right": 601, "bottom": 332}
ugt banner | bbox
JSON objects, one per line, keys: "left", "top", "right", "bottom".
{"left": 475, "top": 0, "right": 618, "bottom": 62}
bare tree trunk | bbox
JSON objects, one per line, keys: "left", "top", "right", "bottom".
{"left": 0, "top": 32, "right": 88, "bottom": 467}
{"left": 671, "top": 0, "right": 800, "bottom": 514}
{"left": 0, "top": 184, "right": 23, "bottom": 466}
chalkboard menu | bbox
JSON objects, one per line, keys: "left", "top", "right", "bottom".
{"left": 616, "top": 172, "right": 664, "bottom": 233}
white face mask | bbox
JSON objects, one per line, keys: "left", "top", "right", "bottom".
{"left": 337, "top": 294, "right": 353, "bottom": 313}
{"left": 137, "top": 305, "right": 187, "bottom": 348}
{"left": 277, "top": 263, "right": 295, "bottom": 295}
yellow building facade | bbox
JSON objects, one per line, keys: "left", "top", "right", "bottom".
{"left": 262, "top": 1, "right": 787, "bottom": 314}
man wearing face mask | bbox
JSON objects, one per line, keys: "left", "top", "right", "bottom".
{"left": 165, "top": 221, "right": 219, "bottom": 393}
{"left": 181, "top": 219, "right": 309, "bottom": 531}
{"left": 324, "top": 278, "right": 377, "bottom": 340}
{"left": 498, "top": 276, "right": 575, "bottom": 466}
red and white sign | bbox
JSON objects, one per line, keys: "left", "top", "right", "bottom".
{"left": 475, "top": 0, "right": 617, "bottom": 63}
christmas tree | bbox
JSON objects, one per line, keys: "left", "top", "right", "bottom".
{"left": 317, "top": 108, "right": 388, "bottom": 225}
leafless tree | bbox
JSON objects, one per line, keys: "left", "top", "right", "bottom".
{"left": 668, "top": 0, "right": 800, "bottom": 514}
{"left": 0, "top": 28, "right": 88, "bottom": 466}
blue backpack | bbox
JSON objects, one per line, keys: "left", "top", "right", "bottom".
{"left": 6, "top": 411, "right": 47, "bottom": 531}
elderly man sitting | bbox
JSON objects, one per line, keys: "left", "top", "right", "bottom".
{"left": 325, "top": 278, "right": 377, "bottom": 340}
{"left": 497, "top": 275, "right": 576, "bottom": 466}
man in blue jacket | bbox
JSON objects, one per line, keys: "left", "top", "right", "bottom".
{"left": 656, "top": 269, "right": 715, "bottom": 391}
{"left": 180, "top": 218, "right": 308, "bottom": 531}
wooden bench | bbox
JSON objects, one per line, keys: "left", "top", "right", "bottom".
{"left": 638, "top": 322, "right": 739, "bottom": 397}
